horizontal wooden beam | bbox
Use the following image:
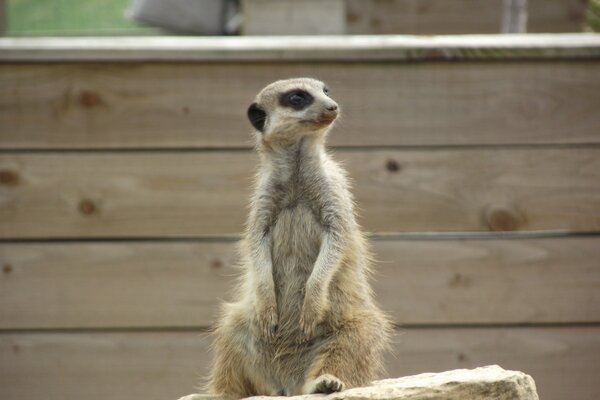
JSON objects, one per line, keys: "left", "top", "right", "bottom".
{"left": 1, "top": 148, "right": 599, "bottom": 238}
{"left": 1, "top": 237, "right": 599, "bottom": 329}
{"left": 0, "top": 34, "right": 599, "bottom": 62}
{"left": 1, "top": 61, "right": 598, "bottom": 149}
{"left": 1, "top": 327, "right": 598, "bottom": 400}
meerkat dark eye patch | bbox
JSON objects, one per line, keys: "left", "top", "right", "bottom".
{"left": 247, "top": 102, "right": 267, "bottom": 132}
{"left": 280, "top": 89, "right": 314, "bottom": 110}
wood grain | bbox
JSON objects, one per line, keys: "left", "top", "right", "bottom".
{"left": 0, "top": 331, "right": 212, "bottom": 400}
{"left": 1, "top": 237, "right": 599, "bottom": 329}
{"left": 0, "top": 241, "right": 237, "bottom": 329}
{"left": 1, "top": 148, "right": 599, "bottom": 238}
{"left": 346, "top": 0, "right": 587, "bottom": 34}
{"left": 528, "top": 0, "right": 589, "bottom": 33}
{"left": 242, "top": 0, "right": 346, "bottom": 35}
{"left": 347, "top": 0, "right": 505, "bottom": 34}
{"left": 1, "top": 61, "right": 599, "bottom": 149}
{"left": 373, "top": 236, "right": 600, "bottom": 325}
{"left": 1, "top": 327, "right": 599, "bottom": 400}
{"left": 385, "top": 326, "right": 600, "bottom": 400}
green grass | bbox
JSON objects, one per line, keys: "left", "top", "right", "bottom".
{"left": 7, "top": 0, "right": 156, "bottom": 35}
{"left": 587, "top": 0, "right": 600, "bottom": 32}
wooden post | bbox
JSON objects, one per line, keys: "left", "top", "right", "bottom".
{"left": 241, "top": 0, "right": 346, "bottom": 35}
{"left": 501, "top": 0, "right": 528, "bottom": 33}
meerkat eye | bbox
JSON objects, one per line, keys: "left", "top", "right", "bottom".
{"left": 323, "top": 87, "right": 330, "bottom": 95}
{"left": 288, "top": 92, "right": 306, "bottom": 106}
{"left": 280, "top": 89, "right": 314, "bottom": 110}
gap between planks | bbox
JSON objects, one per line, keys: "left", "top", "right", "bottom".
{"left": 1, "top": 230, "right": 599, "bottom": 243}
{"left": 1, "top": 142, "right": 600, "bottom": 153}
{"left": 3, "top": 321, "right": 600, "bottom": 335}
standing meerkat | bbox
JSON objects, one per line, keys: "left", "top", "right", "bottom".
{"left": 207, "top": 78, "right": 391, "bottom": 397}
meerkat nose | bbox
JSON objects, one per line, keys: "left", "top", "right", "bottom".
{"left": 326, "top": 104, "right": 338, "bottom": 112}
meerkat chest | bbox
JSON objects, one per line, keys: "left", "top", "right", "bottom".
{"left": 269, "top": 174, "right": 325, "bottom": 275}
{"left": 267, "top": 160, "right": 331, "bottom": 268}
{"left": 271, "top": 201, "right": 323, "bottom": 315}
{"left": 271, "top": 201, "right": 323, "bottom": 268}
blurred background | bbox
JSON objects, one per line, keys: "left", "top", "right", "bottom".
{"left": 0, "top": 1, "right": 599, "bottom": 400}
{"left": 3, "top": 0, "right": 600, "bottom": 35}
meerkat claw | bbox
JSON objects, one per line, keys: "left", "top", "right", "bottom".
{"left": 306, "top": 374, "right": 345, "bottom": 394}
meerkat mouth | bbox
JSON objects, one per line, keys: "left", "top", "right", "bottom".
{"left": 300, "top": 113, "right": 337, "bottom": 128}
{"left": 314, "top": 109, "right": 339, "bottom": 125}
{"left": 302, "top": 116, "right": 337, "bottom": 129}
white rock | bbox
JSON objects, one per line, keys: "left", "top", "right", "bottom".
{"left": 177, "top": 365, "right": 539, "bottom": 400}
{"left": 177, "top": 395, "right": 221, "bottom": 400}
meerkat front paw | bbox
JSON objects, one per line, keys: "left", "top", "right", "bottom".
{"left": 254, "top": 301, "right": 279, "bottom": 340}
{"left": 303, "top": 374, "right": 345, "bottom": 394}
{"left": 299, "top": 298, "right": 324, "bottom": 337}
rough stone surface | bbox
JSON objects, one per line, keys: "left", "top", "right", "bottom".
{"left": 178, "top": 365, "right": 539, "bottom": 400}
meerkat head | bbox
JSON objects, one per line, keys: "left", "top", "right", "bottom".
{"left": 247, "top": 78, "right": 339, "bottom": 145}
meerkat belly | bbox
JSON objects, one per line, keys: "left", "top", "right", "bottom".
{"left": 271, "top": 203, "right": 323, "bottom": 322}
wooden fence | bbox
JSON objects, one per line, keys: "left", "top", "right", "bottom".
{"left": 244, "top": 0, "right": 589, "bottom": 35}
{"left": 345, "top": 0, "right": 589, "bottom": 34}
{"left": 1, "top": 35, "right": 600, "bottom": 400}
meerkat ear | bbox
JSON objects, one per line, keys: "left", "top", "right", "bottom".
{"left": 247, "top": 102, "right": 267, "bottom": 132}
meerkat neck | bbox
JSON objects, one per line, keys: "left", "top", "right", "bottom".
{"left": 260, "top": 135, "right": 326, "bottom": 180}
{"left": 261, "top": 135, "right": 325, "bottom": 163}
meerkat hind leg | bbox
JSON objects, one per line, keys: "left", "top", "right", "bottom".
{"left": 304, "top": 374, "right": 345, "bottom": 394}
{"left": 299, "top": 319, "right": 384, "bottom": 395}
{"left": 207, "top": 318, "right": 265, "bottom": 397}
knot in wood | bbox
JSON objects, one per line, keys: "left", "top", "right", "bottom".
{"left": 0, "top": 169, "right": 19, "bottom": 186}
{"left": 449, "top": 272, "right": 471, "bottom": 288}
{"left": 78, "top": 199, "right": 98, "bottom": 216}
{"left": 79, "top": 90, "right": 102, "bottom": 108}
{"left": 3, "top": 264, "right": 13, "bottom": 275}
{"left": 385, "top": 159, "right": 401, "bottom": 173}
{"left": 485, "top": 207, "right": 520, "bottom": 231}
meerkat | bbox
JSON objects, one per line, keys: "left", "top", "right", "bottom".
{"left": 206, "top": 78, "right": 391, "bottom": 397}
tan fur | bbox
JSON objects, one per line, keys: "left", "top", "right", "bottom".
{"left": 206, "top": 78, "right": 391, "bottom": 397}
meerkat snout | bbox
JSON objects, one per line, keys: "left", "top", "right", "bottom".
{"left": 316, "top": 102, "right": 339, "bottom": 125}
{"left": 247, "top": 78, "right": 340, "bottom": 141}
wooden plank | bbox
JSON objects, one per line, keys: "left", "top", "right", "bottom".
{"left": 0, "top": 331, "right": 212, "bottom": 400}
{"left": 2, "top": 237, "right": 599, "bottom": 329}
{"left": 0, "top": 241, "right": 237, "bottom": 329}
{"left": 1, "top": 35, "right": 599, "bottom": 62}
{"left": 1, "top": 148, "right": 599, "bottom": 238}
{"left": 386, "top": 326, "right": 600, "bottom": 400}
{"left": 346, "top": 0, "right": 504, "bottom": 34}
{"left": 373, "top": 236, "right": 600, "bottom": 325}
{"left": 346, "top": 0, "right": 587, "bottom": 34}
{"left": 242, "top": 0, "right": 346, "bottom": 35}
{"left": 528, "top": 0, "right": 589, "bottom": 33}
{"left": 1, "top": 60, "right": 600, "bottom": 149}
{"left": 1, "top": 327, "right": 599, "bottom": 400}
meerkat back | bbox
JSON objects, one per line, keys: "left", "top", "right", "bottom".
{"left": 207, "top": 78, "right": 391, "bottom": 398}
